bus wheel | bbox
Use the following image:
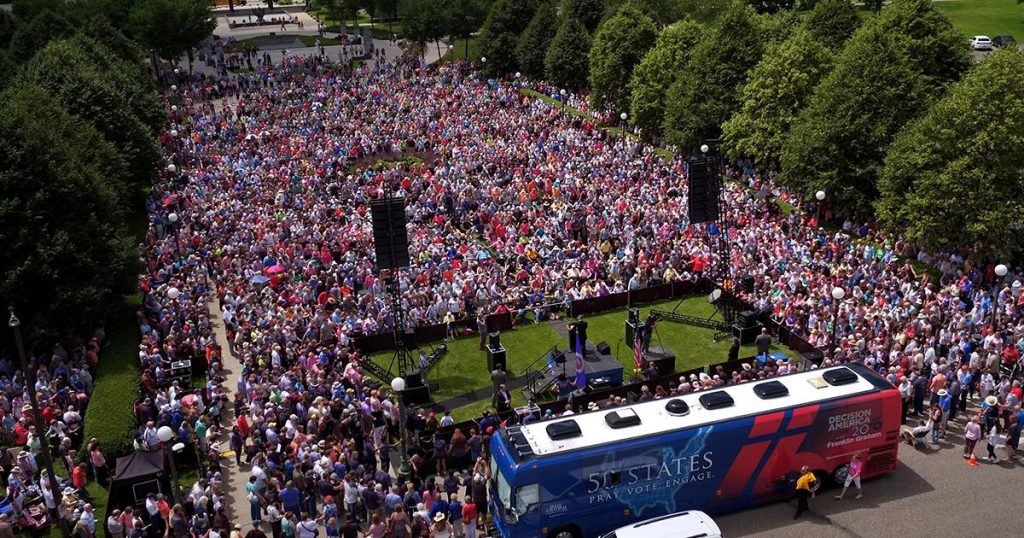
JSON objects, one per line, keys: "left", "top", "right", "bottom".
{"left": 831, "top": 465, "right": 849, "bottom": 487}
{"left": 549, "top": 525, "right": 581, "bottom": 538}
{"left": 812, "top": 470, "right": 829, "bottom": 492}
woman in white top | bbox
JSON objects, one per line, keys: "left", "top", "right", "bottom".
{"left": 296, "top": 513, "right": 321, "bottom": 538}
{"left": 430, "top": 513, "right": 453, "bottom": 538}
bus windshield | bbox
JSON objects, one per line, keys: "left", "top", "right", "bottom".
{"left": 491, "top": 455, "right": 512, "bottom": 511}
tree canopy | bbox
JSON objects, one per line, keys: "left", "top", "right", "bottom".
{"left": 628, "top": 19, "right": 704, "bottom": 136}
{"left": 588, "top": 3, "right": 659, "bottom": 113}
{"left": 663, "top": 2, "right": 762, "bottom": 150}
{"left": 478, "top": 0, "right": 541, "bottom": 74}
{"left": 0, "top": 84, "right": 136, "bottom": 342}
{"left": 723, "top": 28, "right": 832, "bottom": 164}
{"left": 566, "top": 0, "right": 607, "bottom": 32}
{"left": 9, "top": 9, "right": 75, "bottom": 61}
{"left": 545, "top": 14, "right": 592, "bottom": 90}
{"left": 804, "top": 0, "right": 860, "bottom": 49}
{"left": 515, "top": 1, "right": 557, "bottom": 79}
{"left": 129, "top": 0, "right": 216, "bottom": 62}
{"left": 877, "top": 50, "right": 1024, "bottom": 257}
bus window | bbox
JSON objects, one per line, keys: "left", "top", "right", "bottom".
{"left": 515, "top": 484, "right": 540, "bottom": 514}
{"left": 495, "top": 465, "right": 513, "bottom": 511}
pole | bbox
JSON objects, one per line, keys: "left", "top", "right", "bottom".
{"left": 396, "top": 394, "right": 411, "bottom": 477}
{"left": 164, "top": 443, "right": 181, "bottom": 501}
{"left": 9, "top": 308, "right": 70, "bottom": 538}
{"left": 991, "top": 285, "right": 999, "bottom": 327}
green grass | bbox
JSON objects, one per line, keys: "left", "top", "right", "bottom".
{"left": 371, "top": 323, "right": 563, "bottom": 420}
{"left": 441, "top": 36, "right": 481, "bottom": 63}
{"left": 935, "top": 0, "right": 1024, "bottom": 40}
{"left": 584, "top": 297, "right": 794, "bottom": 375}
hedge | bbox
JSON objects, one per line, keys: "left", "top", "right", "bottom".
{"left": 80, "top": 292, "right": 142, "bottom": 460}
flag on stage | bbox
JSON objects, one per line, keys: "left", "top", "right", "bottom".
{"left": 574, "top": 334, "right": 587, "bottom": 389}
{"left": 634, "top": 327, "right": 644, "bottom": 372}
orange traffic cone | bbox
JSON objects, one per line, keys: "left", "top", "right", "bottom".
{"left": 967, "top": 453, "right": 979, "bottom": 467}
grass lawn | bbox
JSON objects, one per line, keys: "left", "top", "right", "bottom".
{"left": 583, "top": 297, "right": 794, "bottom": 375}
{"left": 934, "top": 0, "right": 1024, "bottom": 39}
{"left": 371, "top": 323, "right": 563, "bottom": 421}
{"left": 441, "top": 36, "right": 481, "bottom": 63}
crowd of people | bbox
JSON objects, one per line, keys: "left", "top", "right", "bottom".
{"left": 3, "top": 27, "right": 1023, "bottom": 537}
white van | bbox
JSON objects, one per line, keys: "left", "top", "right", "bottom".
{"left": 599, "top": 510, "right": 723, "bottom": 538}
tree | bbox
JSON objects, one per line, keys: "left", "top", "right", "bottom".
{"left": 24, "top": 40, "right": 160, "bottom": 190}
{"left": 662, "top": 2, "right": 762, "bottom": 150}
{"left": 756, "top": 8, "right": 801, "bottom": 48}
{"left": 515, "top": 1, "right": 557, "bottom": 79}
{"left": 804, "top": 0, "right": 860, "bottom": 49}
{"left": 877, "top": 50, "right": 1024, "bottom": 257}
{"left": 0, "top": 9, "right": 15, "bottom": 48}
{"left": 723, "top": 28, "right": 832, "bottom": 164}
{"left": 129, "top": 0, "right": 216, "bottom": 71}
{"left": 747, "top": 0, "right": 794, "bottom": 13}
{"left": 0, "top": 50, "right": 16, "bottom": 91}
{"left": 400, "top": 0, "right": 436, "bottom": 54}
{"left": 326, "top": 0, "right": 361, "bottom": 30}
{"left": 566, "top": 0, "right": 606, "bottom": 32}
{"left": 11, "top": 0, "right": 64, "bottom": 22}
{"left": 588, "top": 3, "right": 659, "bottom": 113}
{"left": 8, "top": 9, "right": 75, "bottom": 61}
{"left": 628, "top": 19, "right": 704, "bottom": 136}
{"left": 673, "top": 0, "right": 734, "bottom": 23}
{"left": 544, "top": 15, "right": 591, "bottom": 90}
{"left": 0, "top": 84, "right": 136, "bottom": 343}
{"left": 777, "top": 0, "right": 969, "bottom": 213}
{"left": 478, "top": 0, "right": 541, "bottom": 74}
{"left": 779, "top": 28, "right": 926, "bottom": 213}
{"left": 446, "top": 0, "right": 488, "bottom": 59}
{"left": 82, "top": 15, "right": 147, "bottom": 65}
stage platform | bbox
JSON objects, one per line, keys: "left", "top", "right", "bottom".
{"left": 524, "top": 342, "right": 625, "bottom": 398}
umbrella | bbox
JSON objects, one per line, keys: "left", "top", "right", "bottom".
{"left": 162, "top": 194, "right": 180, "bottom": 207}
{"left": 265, "top": 265, "right": 286, "bottom": 275}
{"left": 250, "top": 275, "right": 271, "bottom": 285}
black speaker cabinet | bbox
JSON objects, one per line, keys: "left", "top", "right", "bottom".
{"left": 733, "top": 321, "right": 762, "bottom": 345}
{"left": 488, "top": 331, "right": 501, "bottom": 349}
{"left": 625, "top": 320, "right": 646, "bottom": 349}
{"left": 402, "top": 384, "right": 430, "bottom": 405}
{"left": 643, "top": 350, "right": 677, "bottom": 376}
{"left": 596, "top": 341, "right": 611, "bottom": 355}
{"left": 487, "top": 346, "right": 507, "bottom": 372}
{"left": 370, "top": 197, "right": 410, "bottom": 270}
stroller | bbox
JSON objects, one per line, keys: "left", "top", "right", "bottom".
{"left": 0, "top": 495, "right": 49, "bottom": 534}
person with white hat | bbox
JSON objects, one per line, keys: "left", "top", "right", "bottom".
{"left": 430, "top": 512, "right": 454, "bottom": 538}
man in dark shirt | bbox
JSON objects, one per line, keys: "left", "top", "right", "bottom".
{"left": 754, "top": 328, "right": 772, "bottom": 357}
{"left": 245, "top": 524, "right": 268, "bottom": 538}
{"left": 728, "top": 336, "right": 741, "bottom": 362}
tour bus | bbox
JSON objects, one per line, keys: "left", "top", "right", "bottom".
{"left": 489, "top": 363, "right": 901, "bottom": 538}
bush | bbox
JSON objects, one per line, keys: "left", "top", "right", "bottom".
{"left": 80, "top": 294, "right": 143, "bottom": 460}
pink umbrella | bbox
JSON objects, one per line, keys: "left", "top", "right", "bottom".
{"left": 181, "top": 394, "right": 198, "bottom": 408}
{"left": 265, "top": 265, "right": 286, "bottom": 275}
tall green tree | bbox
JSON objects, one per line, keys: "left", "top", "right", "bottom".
{"left": 129, "top": 0, "right": 216, "bottom": 70}
{"left": 778, "top": 0, "right": 968, "bottom": 213}
{"left": 0, "top": 9, "right": 16, "bottom": 48}
{"left": 0, "top": 84, "right": 136, "bottom": 342}
{"left": 24, "top": 39, "right": 160, "bottom": 190}
{"left": 755, "top": 8, "right": 800, "bottom": 47}
{"left": 804, "top": 0, "right": 860, "bottom": 49}
{"left": 515, "top": 1, "right": 557, "bottom": 79}
{"left": 588, "top": 3, "right": 658, "bottom": 113}
{"left": 628, "top": 20, "right": 704, "bottom": 136}
{"left": 779, "top": 28, "right": 926, "bottom": 213}
{"left": 11, "top": 0, "right": 65, "bottom": 22}
{"left": 8, "top": 9, "right": 75, "bottom": 61}
{"left": 877, "top": 50, "right": 1024, "bottom": 257}
{"left": 747, "top": 0, "right": 794, "bottom": 13}
{"left": 566, "top": 0, "right": 606, "bottom": 32}
{"left": 447, "top": 0, "right": 488, "bottom": 60}
{"left": 723, "top": 28, "right": 832, "bottom": 164}
{"left": 544, "top": 15, "right": 591, "bottom": 89}
{"left": 478, "top": 0, "right": 540, "bottom": 74}
{"left": 663, "top": 2, "right": 762, "bottom": 150}
{"left": 69, "top": 34, "right": 164, "bottom": 135}
{"left": 0, "top": 50, "right": 16, "bottom": 91}
{"left": 400, "top": 0, "right": 436, "bottom": 54}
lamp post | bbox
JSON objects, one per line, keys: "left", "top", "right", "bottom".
{"left": 157, "top": 425, "right": 182, "bottom": 501}
{"left": 815, "top": 190, "right": 826, "bottom": 224}
{"left": 830, "top": 287, "right": 845, "bottom": 353}
{"left": 8, "top": 308, "right": 69, "bottom": 538}
{"left": 515, "top": 71, "right": 521, "bottom": 85}
{"left": 559, "top": 89, "right": 566, "bottom": 112}
{"left": 700, "top": 143, "right": 709, "bottom": 155}
{"left": 166, "top": 163, "right": 177, "bottom": 174}
{"left": 480, "top": 56, "right": 486, "bottom": 72}
{"left": 390, "top": 377, "right": 412, "bottom": 476}
{"left": 620, "top": 112, "right": 628, "bottom": 134}
{"left": 993, "top": 263, "right": 1008, "bottom": 326}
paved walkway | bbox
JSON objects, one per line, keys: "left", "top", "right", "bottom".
{"left": 206, "top": 298, "right": 252, "bottom": 527}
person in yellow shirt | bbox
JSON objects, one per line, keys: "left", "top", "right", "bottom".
{"left": 794, "top": 465, "right": 817, "bottom": 519}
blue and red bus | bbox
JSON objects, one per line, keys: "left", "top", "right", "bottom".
{"left": 489, "top": 363, "right": 901, "bottom": 538}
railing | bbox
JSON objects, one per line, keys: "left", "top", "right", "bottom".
{"left": 518, "top": 344, "right": 563, "bottom": 402}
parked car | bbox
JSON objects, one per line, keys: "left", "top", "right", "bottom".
{"left": 992, "top": 35, "right": 1016, "bottom": 48}
{"left": 970, "top": 35, "right": 993, "bottom": 50}
{"left": 599, "top": 511, "right": 723, "bottom": 538}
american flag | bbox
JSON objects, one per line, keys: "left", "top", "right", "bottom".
{"left": 634, "top": 325, "right": 644, "bottom": 372}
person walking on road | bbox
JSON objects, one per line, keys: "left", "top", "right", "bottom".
{"left": 834, "top": 453, "right": 863, "bottom": 500}
{"left": 964, "top": 415, "right": 982, "bottom": 459}
{"left": 793, "top": 465, "right": 817, "bottom": 519}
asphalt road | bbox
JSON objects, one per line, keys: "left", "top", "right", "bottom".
{"left": 715, "top": 422, "right": 1022, "bottom": 537}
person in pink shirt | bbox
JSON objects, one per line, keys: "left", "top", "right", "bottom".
{"left": 834, "top": 452, "right": 864, "bottom": 500}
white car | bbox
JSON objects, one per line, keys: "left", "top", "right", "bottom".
{"left": 971, "top": 36, "right": 993, "bottom": 50}
{"left": 599, "top": 510, "right": 723, "bottom": 538}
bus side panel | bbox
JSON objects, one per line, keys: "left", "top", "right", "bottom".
{"left": 522, "top": 416, "right": 759, "bottom": 538}
{"left": 751, "top": 389, "right": 901, "bottom": 499}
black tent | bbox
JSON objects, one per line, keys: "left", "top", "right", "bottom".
{"left": 104, "top": 451, "right": 171, "bottom": 527}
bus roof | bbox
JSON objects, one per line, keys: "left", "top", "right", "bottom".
{"left": 516, "top": 365, "right": 884, "bottom": 457}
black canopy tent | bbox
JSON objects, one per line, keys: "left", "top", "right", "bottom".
{"left": 104, "top": 451, "right": 171, "bottom": 528}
